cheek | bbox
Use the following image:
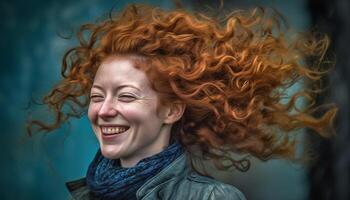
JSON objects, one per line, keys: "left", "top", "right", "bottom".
{"left": 122, "top": 109, "right": 146, "bottom": 122}
{"left": 122, "top": 105, "right": 159, "bottom": 123}
{"left": 88, "top": 103, "right": 99, "bottom": 123}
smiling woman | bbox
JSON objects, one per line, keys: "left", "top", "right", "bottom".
{"left": 28, "top": 3, "right": 337, "bottom": 200}
{"left": 88, "top": 55, "right": 182, "bottom": 168}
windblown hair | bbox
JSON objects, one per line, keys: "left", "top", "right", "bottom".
{"left": 28, "top": 4, "right": 337, "bottom": 171}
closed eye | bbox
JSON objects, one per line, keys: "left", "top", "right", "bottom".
{"left": 90, "top": 95, "right": 104, "bottom": 102}
{"left": 118, "top": 94, "right": 137, "bottom": 102}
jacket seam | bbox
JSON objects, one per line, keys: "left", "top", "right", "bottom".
{"left": 208, "top": 186, "right": 216, "bottom": 200}
{"left": 140, "top": 179, "right": 175, "bottom": 199}
{"left": 136, "top": 153, "right": 186, "bottom": 197}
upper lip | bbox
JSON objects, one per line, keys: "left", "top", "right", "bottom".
{"left": 99, "top": 124, "right": 129, "bottom": 127}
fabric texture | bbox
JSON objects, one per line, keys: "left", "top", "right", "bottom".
{"left": 67, "top": 152, "right": 246, "bottom": 200}
{"left": 86, "top": 142, "right": 183, "bottom": 200}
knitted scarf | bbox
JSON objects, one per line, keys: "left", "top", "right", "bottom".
{"left": 86, "top": 142, "right": 183, "bottom": 200}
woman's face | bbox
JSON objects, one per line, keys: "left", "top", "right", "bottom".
{"left": 88, "top": 56, "right": 171, "bottom": 167}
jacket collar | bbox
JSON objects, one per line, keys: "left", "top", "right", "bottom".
{"left": 136, "top": 152, "right": 190, "bottom": 198}
{"left": 66, "top": 153, "right": 190, "bottom": 199}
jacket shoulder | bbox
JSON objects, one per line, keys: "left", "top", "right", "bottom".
{"left": 208, "top": 183, "right": 246, "bottom": 200}
{"left": 187, "top": 172, "right": 246, "bottom": 200}
{"left": 66, "top": 178, "right": 99, "bottom": 200}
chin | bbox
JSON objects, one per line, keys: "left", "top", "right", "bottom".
{"left": 100, "top": 146, "right": 121, "bottom": 159}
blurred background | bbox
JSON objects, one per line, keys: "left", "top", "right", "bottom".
{"left": 0, "top": 0, "right": 348, "bottom": 199}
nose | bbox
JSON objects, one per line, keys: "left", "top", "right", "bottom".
{"left": 98, "top": 99, "right": 118, "bottom": 119}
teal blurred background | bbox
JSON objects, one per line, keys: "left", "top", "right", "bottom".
{"left": 0, "top": 0, "right": 314, "bottom": 199}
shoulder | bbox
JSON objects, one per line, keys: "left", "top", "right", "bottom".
{"left": 66, "top": 178, "right": 99, "bottom": 200}
{"left": 208, "top": 182, "right": 246, "bottom": 200}
{"left": 181, "top": 172, "right": 246, "bottom": 200}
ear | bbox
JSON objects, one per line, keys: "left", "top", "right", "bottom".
{"left": 163, "top": 103, "right": 186, "bottom": 124}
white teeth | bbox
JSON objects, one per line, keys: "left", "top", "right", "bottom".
{"left": 101, "top": 127, "right": 128, "bottom": 134}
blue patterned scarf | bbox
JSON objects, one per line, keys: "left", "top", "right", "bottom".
{"left": 86, "top": 142, "right": 183, "bottom": 200}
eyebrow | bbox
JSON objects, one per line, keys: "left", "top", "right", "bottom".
{"left": 91, "top": 84, "right": 141, "bottom": 92}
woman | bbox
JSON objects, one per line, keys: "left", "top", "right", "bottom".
{"left": 29, "top": 4, "right": 337, "bottom": 200}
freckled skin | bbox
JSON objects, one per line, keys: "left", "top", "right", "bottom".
{"left": 88, "top": 56, "right": 172, "bottom": 168}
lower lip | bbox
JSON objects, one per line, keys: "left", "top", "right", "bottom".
{"left": 101, "top": 129, "right": 129, "bottom": 142}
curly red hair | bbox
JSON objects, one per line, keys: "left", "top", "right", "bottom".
{"left": 28, "top": 4, "right": 337, "bottom": 172}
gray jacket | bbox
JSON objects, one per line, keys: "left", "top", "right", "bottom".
{"left": 66, "top": 153, "right": 246, "bottom": 200}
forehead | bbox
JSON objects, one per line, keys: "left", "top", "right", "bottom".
{"left": 93, "top": 56, "right": 151, "bottom": 90}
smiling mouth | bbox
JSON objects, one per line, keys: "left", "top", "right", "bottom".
{"left": 101, "top": 126, "right": 130, "bottom": 135}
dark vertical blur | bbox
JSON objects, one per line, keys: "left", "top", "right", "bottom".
{"left": 308, "top": 1, "right": 350, "bottom": 200}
